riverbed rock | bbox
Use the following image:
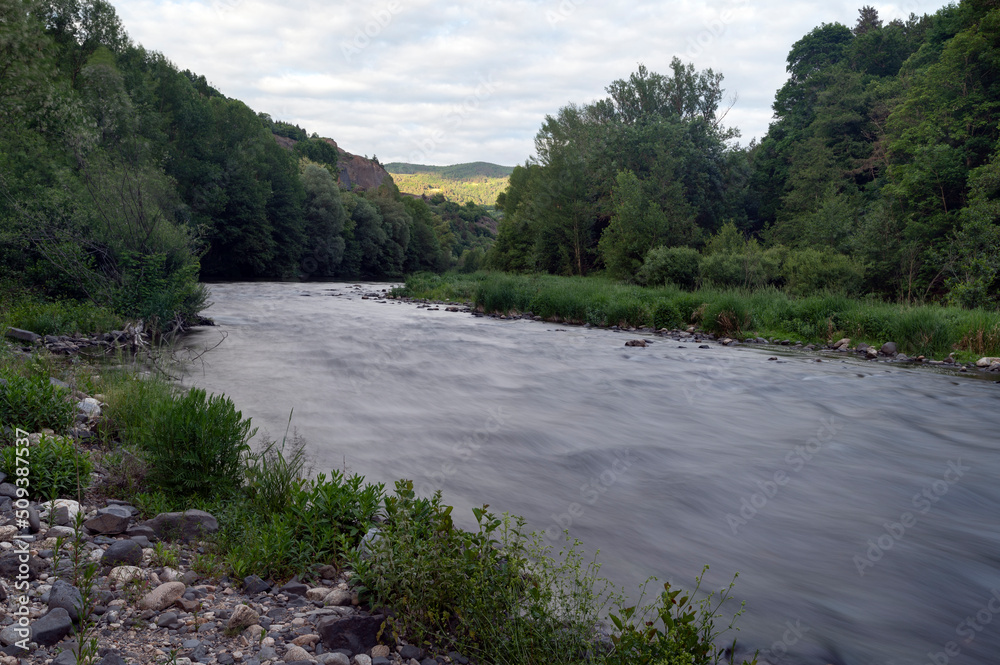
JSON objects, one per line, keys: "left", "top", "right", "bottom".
{"left": 624, "top": 339, "right": 647, "bottom": 347}
{"left": 30, "top": 608, "right": 73, "bottom": 645}
{"left": 880, "top": 342, "right": 898, "bottom": 356}
{"left": 85, "top": 505, "right": 132, "bottom": 535}
{"left": 317, "top": 614, "right": 385, "bottom": 652}
{"left": 4, "top": 328, "right": 40, "bottom": 344}
{"left": 865, "top": 347, "right": 879, "bottom": 359}
{"left": 139, "top": 582, "right": 186, "bottom": 611}
{"left": 976, "top": 357, "right": 1000, "bottom": 368}
{"left": 832, "top": 338, "right": 850, "bottom": 350}
{"left": 102, "top": 539, "right": 143, "bottom": 567}
{"left": 142, "top": 509, "right": 218, "bottom": 541}
{"left": 227, "top": 604, "right": 260, "bottom": 633}
{"left": 47, "top": 580, "right": 83, "bottom": 622}
{"left": 48, "top": 499, "right": 82, "bottom": 526}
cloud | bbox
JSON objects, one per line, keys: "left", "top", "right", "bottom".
{"left": 114, "top": 0, "right": 946, "bottom": 165}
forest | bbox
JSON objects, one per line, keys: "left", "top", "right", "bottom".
{"left": 0, "top": 0, "right": 492, "bottom": 330}
{"left": 488, "top": 2, "right": 1000, "bottom": 310}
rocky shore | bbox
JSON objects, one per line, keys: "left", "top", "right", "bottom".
{"left": 388, "top": 294, "right": 1000, "bottom": 378}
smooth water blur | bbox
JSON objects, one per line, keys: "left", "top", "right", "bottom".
{"left": 182, "top": 282, "right": 1000, "bottom": 665}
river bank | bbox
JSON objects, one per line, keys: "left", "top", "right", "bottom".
{"left": 394, "top": 272, "right": 1000, "bottom": 365}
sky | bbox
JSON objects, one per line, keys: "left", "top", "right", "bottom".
{"left": 114, "top": 0, "right": 944, "bottom": 167}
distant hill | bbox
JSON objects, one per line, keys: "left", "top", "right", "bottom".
{"left": 384, "top": 162, "right": 514, "bottom": 206}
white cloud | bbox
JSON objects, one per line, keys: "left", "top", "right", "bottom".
{"left": 114, "top": 0, "right": 948, "bottom": 166}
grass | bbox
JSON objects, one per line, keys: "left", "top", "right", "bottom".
{"left": 1, "top": 298, "right": 124, "bottom": 337}
{"left": 396, "top": 272, "right": 1000, "bottom": 361}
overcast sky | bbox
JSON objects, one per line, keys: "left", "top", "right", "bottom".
{"left": 114, "top": 0, "right": 943, "bottom": 166}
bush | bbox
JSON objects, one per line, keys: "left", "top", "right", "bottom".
{"left": 136, "top": 388, "right": 256, "bottom": 500}
{"left": 1, "top": 300, "right": 123, "bottom": 337}
{"left": 781, "top": 248, "right": 864, "bottom": 297}
{"left": 700, "top": 294, "right": 753, "bottom": 337}
{"left": 637, "top": 246, "right": 701, "bottom": 289}
{"left": 0, "top": 372, "right": 75, "bottom": 435}
{"left": 351, "top": 481, "right": 613, "bottom": 663}
{"left": 0, "top": 434, "right": 93, "bottom": 500}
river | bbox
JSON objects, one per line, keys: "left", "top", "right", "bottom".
{"left": 180, "top": 282, "right": 1000, "bottom": 665}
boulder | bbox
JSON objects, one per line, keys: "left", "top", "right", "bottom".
{"left": 832, "top": 338, "right": 850, "bottom": 350}
{"left": 624, "top": 339, "right": 647, "bottom": 347}
{"left": 0, "top": 526, "right": 18, "bottom": 542}
{"left": 283, "top": 645, "right": 312, "bottom": 662}
{"left": 47, "top": 580, "right": 83, "bottom": 622}
{"left": 85, "top": 505, "right": 132, "bottom": 535}
{"left": 880, "top": 342, "right": 898, "bottom": 356}
{"left": 317, "top": 614, "right": 385, "bottom": 652}
{"left": 48, "top": 499, "right": 82, "bottom": 526}
{"left": 142, "top": 510, "right": 218, "bottom": 542}
{"left": 102, "top": 540, "right": 143, "bottom": 567}
{"left": 976, "top": 357, "right": 1000, "bottom": 368}
{"left": 4, "top": 328, "right": 40, "bottom": 344}
{"left": 865, "top": 347, "right": 879, "bottom": 359}
{"left": 227, "top": 604, "right": 260, "bottom": 633}
{"left": 108, "top": 566, "right": 144, "bottom": 586}
{"left": 0, "top": 552, "right": 47, "bottom": 581}
{"left": 139, "top": 582, "right": 186, "bottom": 611}
{"left": 30, "top": 608, "right": 73, "bottom": 646}
{"left": 77, "top": 398, "right": 102, "bottom": 419}
{"left": 324, "top": 589, "right": 353, "bottom": 606}
{"left": 243, "top": 575, "right": 271, "bottom": 595}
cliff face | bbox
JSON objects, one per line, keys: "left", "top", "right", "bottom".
{"left": 327, "top": 139, "right": 393, "bottom": 191}
{"left": 273, "top": 134, "right": 393, "bottom": 191}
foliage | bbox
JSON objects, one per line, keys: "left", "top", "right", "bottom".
{"left": 0, "top": 298, "right": 123, "bottom": 337}
{"left": 606, "top": 569, "right": 755, "bottom": 665}
{"left": 351, "top": 481, "right": 615, "bottom": 663}
{"left": 0, "top": 434, "right": 92, "bottom": 500}
{"left": 134, "top": 388, "right": 256, "bottom": 500}
{"left": 0, "top": 371, "right": 76, "bottom": 434}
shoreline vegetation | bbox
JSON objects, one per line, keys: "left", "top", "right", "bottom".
{"left": 394, "top": 272, "right": 1000, "bottom": 367}
{"left": 0, "top": 294, "right": 759, "bottom": 665}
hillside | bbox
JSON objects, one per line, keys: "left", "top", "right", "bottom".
{"left": 384, "top": 162, "right": 514, "bottom": 206}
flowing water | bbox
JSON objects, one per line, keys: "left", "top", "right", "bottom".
{"left": 181, "top": 282, "right": 1000, "bottom": 665}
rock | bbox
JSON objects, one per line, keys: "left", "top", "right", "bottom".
{"left": 896, "top": 354, "right": 910, "bottom": 362}
{"left": 865, "top": 347, "right": 879, "bottom": 359}
{"left": 307, "top": 587, "right": 332, "bottom": 601}
{"left": 102, "top": 540, "right": 143, "bottom": 567}
{"left": 0, "top": 552, "right": 47, "bottom": 580}
{"left": 880, "top": 341, "right": 898, "bottom": 356}
{"left": 142, "top": 510, "right": 218, "bottom": 542}
{"left": 991, "top": 362, "right": 1000, "bottom": 372}
{"left": 4, "top": 328, "right": 40, "bottom": 344}
{"left": 30, "top": 607, "right": 73, "bottom": 645}
{"left": 357, "top": 527, "right": 381, "bottom": 561}
{"left": 943, "top": 354, "right": 956, "bottom": 364}
{"left": 324, "top": 589, "right": 353, "bottom": 606}
{"left": 0, "top": 624, "right": 27, "bottom": 648}
{"left": 354, "top": 656, "right": 372, "bottom": 665}
{"left": 27, "top": 505, "right": 40, "bottom": 533}
{"left": 856, "top": 342, "right": 870, "bottom": 352}
{"left": 47, "top": 579, "right": 83, "bottom": 622}
{"left": 85, "top": 505, "right": 132, "bottom": 535}
{"left": 243, "top": 575, "right": 271, "bottom": 595}
{"left": 624, "top": 339, "right": 646, "bottom": 347}
{"left": 76, "top": 398, "right": 101, "bottom": 419}
{"left": 139, "top": 582, "right": 186, "bottom": 611}
{"left": 108, "top": 566, "right": 144, "bottom": 586}
{"left": 0, "top": 484, "right": 17, "bottom": 499}
{"left": 398, "top": 645, "right": 424, "bottom": 660}
{"left": 97, "top": 653, "right": 128, "bottom": 665}
{"left": 53, "top": 651, "right": 77, "bottom": 665}
{"left": 279, "top": 581, "right": 309, "bottom": 597}
{"left": 227, "top": 604, "right": 260, "bottom": 633}
{"left": 291, "top": 634, "right": 320, "bottom": 648}
{"left": 976, "top": 357, "right": 1000, "bottom": 368}
{"left": 370, "top": 646, "right": 390, "bottom": 658}
{"left": 832, "top": 338, "right": 850, "bottom": 350}
{"left": 284, "top": 645, "right": 313, "bottom": 662}
{"left": 0, "top": 526, "right": 18, "bottom": 542}
{"left": 319, "top": 654, "right": 350, "bottom": 665}
{"left": 48, "top": 499, "right": 82, "bottom": 526}
{"left": 318, "top": 614, "right": 385, "bottom": 653}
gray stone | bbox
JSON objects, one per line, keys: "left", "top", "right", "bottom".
{"left": 0, "top": 483, "right": 18, "bottom": 498}
{"left": 0, "top": 551, "right": 47, "bottom": 580}
{"left": 85, "top": 506, "right": 132, "bottom": 535}
{"left": 227, "top": 604, "right": 259, "bottom": 633}
{"left": 624, "top": 339, "right": 646, "bottom": 347}
{"left": 157, "top": 611, "right": 179, "bottom": 627}
{"left": 31, "top": 607, "right": 73, "bottom": 645}
{"left": 142, "top": 510, "right": 218, "bottom": 542}
{"left": 139, "top": 582, "right": 186, "bottom": 611}
{"left": 832, "top": 337, "right": 851, "bottom": 350}
{"left": 357, "top": 527, "right": 381, "bottom": 561}
{"left": 399, "top": 645, "right": 424, "bottom": 660}
{"left": 5, "top": 328, "right": 40, "bottom": 343}
{"left": 53, "top": 650, "right": 78, "bottom": 665}
{"left": 243, "top": 575, "right": 271, "bottom": 595}
{"left": 28, "top": 505, "right": 40, "bottom": 533}
{"left": 319, "top": 654, "right": 350, "bottom": 665}
{"left": 317, "top": 614, "right": 386, "bottom": 653}
{"left": 97, "top": 653, "right": 128, "bottom": 665}
{"left": 102, "top": 540, "right": 143, "bottom": 567}
{"left": 0, "top": 624, "right": 28, "bottom": 648}
{"left": 47, "top": 579, "right": 83, "bottom": 622}
{"left": 880, "top": 341, "right": 898, "bottom": 356}
{"left": 280, "top": 581, "right": 309, "bottom": 597}
{"left": 126, "top": 524, "right": 157, "bottom": 540}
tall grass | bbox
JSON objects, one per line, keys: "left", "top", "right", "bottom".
{"left": 1, "top": 299, "right": 124, "bottom": 336}
{"left": 400, "top": 272, "right": 1000, "bottom": 359}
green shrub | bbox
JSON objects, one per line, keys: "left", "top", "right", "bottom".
{"left": 476, "top": 274, "right": 535, "bottom": 313}
{"left": 97, "top": 372, "right": 176, "bottom": 444}
{"left": 781, "top": 248, "right": 864, "bottom": 297}
{"left": 352, "top": 481, "right": 613, "bottom": 663}
{"left": 0, "top": 434, "right": 92, "bottom": 500}
{"left": 636, "top": 246, "right": 701, "bottom": 289}
{"left": 137, "top": 388, "right": 256, "bottom": 500}
{"left": 0, "top": 372, "right": 75, "bottom": 435}
{"left": 221, "top": 470, "right": 383, "bottom": 580}
{"left": 700, "top": 294, "right": 753, "bottom": 337}
{"left": 650, "top": 299, "right": 684, "bottom": 329}
{"left": 1, "top": 300, "right": 123, "bottom": 337}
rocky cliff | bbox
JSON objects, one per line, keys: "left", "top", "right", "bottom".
{"left": 273, "top": 135, "right": 394, "bottom": 191}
